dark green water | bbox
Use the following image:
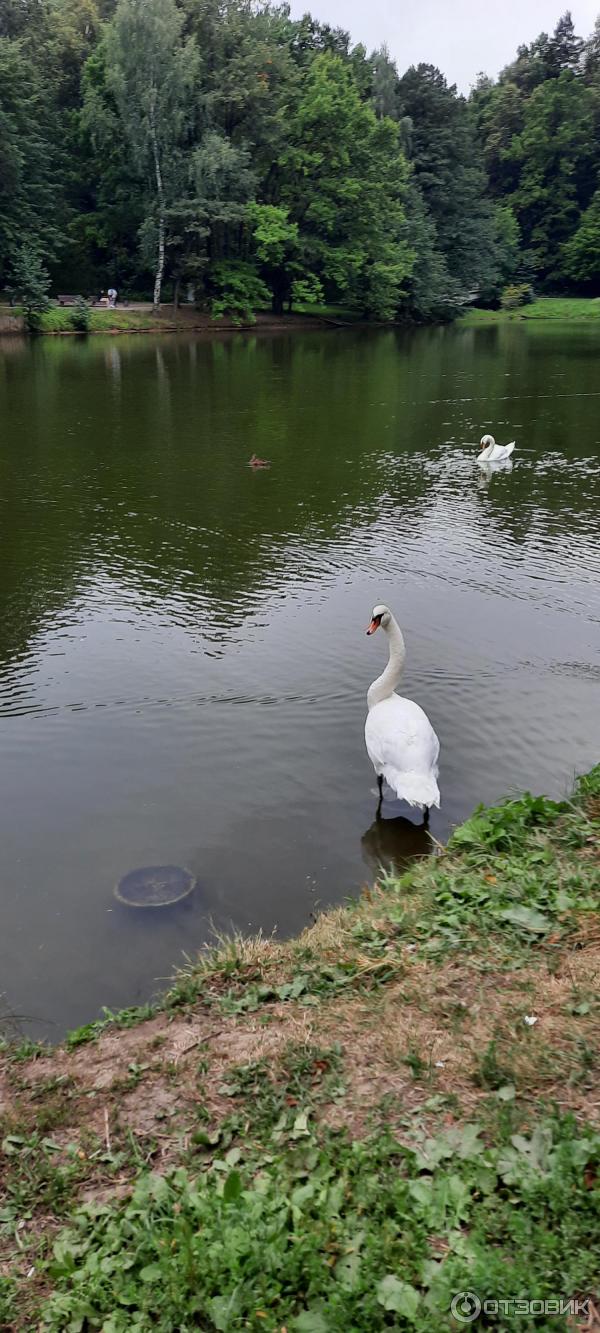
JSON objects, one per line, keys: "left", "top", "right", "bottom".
{"left": 0, "top": 323, "right": 598, "bottom": 1038}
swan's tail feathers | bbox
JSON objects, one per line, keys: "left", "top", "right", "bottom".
{"left": 505, "top": 442, "right": 515, "bottom": 457}
{"left": 385, "top": 768, "right": 440, "bottom": 810}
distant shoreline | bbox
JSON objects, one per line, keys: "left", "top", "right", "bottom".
{"left": 0, "top": 305, "right": 360, "bottom": 338}
{"left": 2, "top": 295, "right": 600, "bottom": 339}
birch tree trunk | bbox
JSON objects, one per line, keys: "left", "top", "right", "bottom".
{"left": 153, "top": 213, "right": 165, "bottom": 311}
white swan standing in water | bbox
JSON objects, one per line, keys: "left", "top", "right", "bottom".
{"left": 478, "top": 434, "right": 515, "bottom": 462}
{"left": 365, "top": 605, "right": 440, "bottom": 822}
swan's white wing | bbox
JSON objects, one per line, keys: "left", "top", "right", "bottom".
{"left": 365, "top": 695, "right": 440, "bottom": 807}
{"left": 479, "top": 442, "right": 515, "bottom": 461}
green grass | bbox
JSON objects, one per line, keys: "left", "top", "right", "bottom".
{"left": 369, "top": 778, "right": 599, "bottom": 960}
{"left": 25, "top": 303, "right": 357, "bottom": 335}
{"left": 291, "top": 301, "right": 361, "bottom": 321}
{"left": 0, "top": 1129, "right": 83, "bottom": 1222}
{"left": 38, "top": 307, "right": 170, "bottom": 333}
{"left": 460, "top": 296, "right": 600, "bottom": 325}
{"left": 65, "top": 1001, "right": 159, "bottom": 1049}
{"left": 40, "top": 1110, "right": 600, "bottom": 1331}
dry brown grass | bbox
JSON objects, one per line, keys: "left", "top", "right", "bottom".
{"left": 2, "top": 938, "right": 599, "bottom": 1193}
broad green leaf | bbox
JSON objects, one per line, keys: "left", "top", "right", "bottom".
{"left": 409, "top": 1178, "right": 433, "bottom": 1207}
{"left": 377, "top": 1274, "right": 420, "bottom": 1319}
{"left": 454, "top": 1123, "right": 484, "bottom": 1159}
{"left": 139, "top": 1264, "right": 163, "bottom": 1282}
{"left": 222, "top": 1168, "right": 242, "bottom": 1202}
{"left": 209, "top": 1289, "right": 242, "bottom": 1331}
{"left": 291, "top": 1181, "right": 315, "bottom": 1208}
{"left": 291, "top": 1110, "right": 310, "bottom": 1138}
{"left": 1, "top": 1135, "right": 26, "bottom": 1154}
{"left": 334, "top": 1249, "right": 362, "bottom": 1289}
{"left": 291, "top": 1310, "right": 330, "bottom": 1333}
{"left": 500, "top": 906, "right": 550, "bottom": 933}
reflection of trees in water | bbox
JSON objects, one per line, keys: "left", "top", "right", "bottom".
{"left": 0, "top": 326, "right": 598, "bottom": 671}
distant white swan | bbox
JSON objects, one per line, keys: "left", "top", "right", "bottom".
{"left": 365, "top": 605, "right": 440, "bottom": 820}
{"left": 478, "top": 434, "right": 515, "bottom": 462}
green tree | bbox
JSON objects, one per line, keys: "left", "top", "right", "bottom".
{"left": 249, "top": 203, "right": 301, "bottom": 313}
{"left": 0, "top": 36, "right": 63, "bottom": 286}
{"left": 499, "top": 12, "right": 583, "bottom": 92}
{"left": 399, "top": 180, "right": 458, "bottom": 320}
{"left": 504, "top": 70, "right": 598, "bottom": 282}
{"left": 470, "top": 75, "right": 525, "bottom": 197}
{"left": 371, "top": 43, "right": 400, "bottom": 119}
{"left": 209, "top": 261, "right": 269, "bottom": 322}
{"left": 275, "top": 53, "right": 413, "bottom": 318}
{"left": 104, "top": 0, "right": 199, "bottom": 308}
{"left": 561, "top": 189, "right": 600, "bottom": 288}
{"left": 183, "top": 0, "right": 298, "bottom": 168}
{"left": 80, "top": 39, "right": 148, "bottom": 294}
{"left": 166, "top": 131, "right": 258, "bottom": 307}
{"left": 398, "top": 64, "right": 500, "bottom": 297}
{"left": 583, "top": 15, "right": 600, "bottom": 82}
{"left": 8, "top": 243, "right": 51, "bottom": 333}
{"left": 546, "top": 11, "right": 583, "bottom": 77}
{"left": 501, "top": 31, "right": 553, "bottom": 94}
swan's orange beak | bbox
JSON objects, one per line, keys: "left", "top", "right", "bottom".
{"left": 366, "top": 618, "right": 380, "bottom": 636}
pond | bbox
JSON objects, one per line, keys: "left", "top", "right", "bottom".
{"left": 0, "top": 322, "right": 598, "bottom": 1039}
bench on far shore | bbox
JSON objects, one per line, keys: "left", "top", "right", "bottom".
{"left": 56, "top": 294, "right": 104, "bottom": 307}
{"left": 54, "top": 295, "right": 130, "bottom": 308}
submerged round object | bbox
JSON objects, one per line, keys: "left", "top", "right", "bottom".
{"left": 115, "top": 864, "right": 196, "bottom": 908}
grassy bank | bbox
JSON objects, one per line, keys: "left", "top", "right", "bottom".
{"left": 460, "top": 296, "right": 600, "bottom": 325}
{"left": 0, "top": 306, "right": 339, "bottom": 337}
{"left": 41, "top": 307, "right": 168, "bottom": 333}
{"left": 1, "top": 767, "right": 599, "bottom": 1329}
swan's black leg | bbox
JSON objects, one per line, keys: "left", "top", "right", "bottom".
{"left": 376, "top": 775, "right": 383, "bottom": 818}
{"left": 423, "top": 806, "right": 430, "bottom": 827}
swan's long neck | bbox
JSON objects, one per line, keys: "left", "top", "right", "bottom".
{"left": 367, "top": 616, "right": 406, "bottom": 710}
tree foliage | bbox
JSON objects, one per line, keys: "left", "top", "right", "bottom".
{"left": 471, "top": 10, "right": 600, "bottom": 292}
{"left": 7, "top": 243, "right": 51, "bottom": 332}
{"left": 103, "top": 0, "right": 199, "bottom": 307}
{"left": 1, "top": 0, "right": 600, "bottom": 317}
{"left": 0, "top": 36, "right": 62, "bottom": 286}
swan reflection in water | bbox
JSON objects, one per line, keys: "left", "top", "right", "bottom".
{"left": 361, "top": 809, "right": 433, "bottom": 881}
{"left": 476, "top": 458, "right": 514, "bottom": 490}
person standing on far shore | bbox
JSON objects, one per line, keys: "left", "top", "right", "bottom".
{"left": 107, "top": 286, "right": 117, "bottom": 308}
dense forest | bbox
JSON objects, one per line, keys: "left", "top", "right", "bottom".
{"left": 1, "top": 0, "right": 600, "bottom": 321}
